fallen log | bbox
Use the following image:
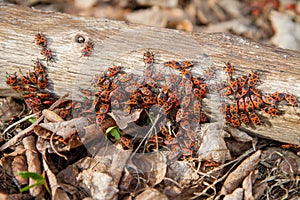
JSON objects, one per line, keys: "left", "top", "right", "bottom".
{"left": 0, "top": 3, "right": 299, "bottom": 145}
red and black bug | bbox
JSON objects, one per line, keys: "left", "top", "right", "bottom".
{"left": 6, "top": 72, "right": 17, "bottom": 86}
{"left": 245, "top": 95, "right": 255, "bottom": 113}
{"left": 35, "top": 33, "right": 47, "bottom": 47}
{"left": 229, "top": 100, "right": 239, "bottom": 115}
{"left": 247, "top": 71, "right": 259, "bottom": 87}
{"left": 227, "top": 77, "right": 238, "bottom": 93}
{"left": 41, "top": 47, "right": 54, "bottom": 62}
{"left": 180, "top": 61, "right": 194, "bottom": 69}
{"left": 37, "top": 74, "right": 47, "bottom": 89}
{"left": 250, "top": 94, "right": 264, "bottom": 110}
{"left": 33, "top": 59, "right": 46, "bottom": 75}
{"left": 164, "top": 60, "right": 181, "bottom": 69}
{"left": 271, "top": 92, "right": 285, "bottom": 102}
{"left": 284, "top": 93, "right": 298, "bottom": 107}
{"left": 193, "top": 88, "right": 206, "bottom": 99}
{"left": 107, "top": 66, "right": 121, "bottom": 77}
{"left": 230, "top": 114, "right": 241, "bottom": 128}
{"left": 262, "top": 95, "right": 276, "bottom": 106}
{"left": 240, "top": 113, "right": 250, "bottom": 125}
{"left": 238, "top": 97, "right": 246, "bottom": 113}
{"left": 263, "top": 107, "right": 281, "bottom": 116}
{"left": 82, "top": 41, "right": 94, "bottom": 57}
{"left": 27, "top": 71, "right": 38, "bottom": 84}
{"left": 224, "top": 62, "right": 235, "bottom": 77}
{"left": 249, "top": 112, "right": 262, "bottom": 125}
{"left": 144, "top": 50, "right": 154, "bottom": 65}
{"left": 180, "top": 69, "right": 192, "bottom": 80}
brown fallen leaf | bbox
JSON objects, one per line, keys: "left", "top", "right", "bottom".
{"left": 77, "top": 170, "right": 118, "bottom": 200}
{"left": 125, "top": 6, "right": 192, "bottom": 31}
{"left": 226, "top": 127, "right": 255, "bottom": 144}
{"left": 23, "top": 135, "right": 44, "bottom": 198}
{"left": 252, "top": 181, "right": 268, "bottom": 200}
{"left": 12, "top": 150, "right": 28, "bottom": 186}
{"left": 119, "top": 152, "right": 167, "bottom": 193}
{"left": 270, "top": 10, "right": 300, "bottom": 51}
{"left": 221, "top": 150, "right": 262, "bottom": 195}
{"left": 108, "top": 109, "right": 143, "bottom": 130}
{"left": 135, "top": 188, "right": 168, "bottom": 200}
{"left": 223, "top": 188, "right": 244, "bottom": 200}
{"left": 42, "top": 109, "right": 65, "bottom": 122}
{"left": 128, "top": 152, "right": 167, "bottom": 186}
{"left": 198, "top": 123, "right": 231, "bottom": 163}
{"left": 42, "top": 155, "right": 70, "bottom": 200}
{"left": 135, "top": 0, "right": 178, "bottom": 8}
{"left": 166, "top": 160, "right": 199, "bottom": 187}
{"left": 242, "top": 170, "right": 257, "bottom": 200}
{"left": 0, "top": 97, "right": 23, "bottom": 122}
{"left": 39, "top": 117, "right": 89, "bottom": 139}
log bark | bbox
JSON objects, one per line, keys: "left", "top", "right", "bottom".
{"left": 0, "top": 3, "right": 299, "bottom": 145}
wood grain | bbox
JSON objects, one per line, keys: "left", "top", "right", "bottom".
{"left": 0, "top": 3, "right": 299, "bottom": 145}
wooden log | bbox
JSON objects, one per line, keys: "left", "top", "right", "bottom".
{"left": 0, "top": 3, "right": 299, "bottom": 145}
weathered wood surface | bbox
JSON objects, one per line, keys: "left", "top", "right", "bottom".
{"left": 0, "top": 3, "right": 299, "bottom": 145}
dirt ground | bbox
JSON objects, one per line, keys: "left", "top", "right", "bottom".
{"left": 0, "top": 0, "right": 300, "bottom": 199}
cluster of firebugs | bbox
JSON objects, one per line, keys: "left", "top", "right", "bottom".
{"left": 85, "top": 50, "right": 217, "bottom": 158}
{"left": 5, "top": 33, "right": 299, "bottom": 160}
{"left": 218, "top": 63, "right": 298, "bottom": 127}
{"left": 5, "top": 33, "right": 60, "bottom": 115}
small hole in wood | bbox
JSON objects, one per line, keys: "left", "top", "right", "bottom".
{"left": 75, "top": 35, "right": 85, "bottom": 44}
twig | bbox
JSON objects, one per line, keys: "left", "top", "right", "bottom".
{"left": 2, "top": 113, "right": 37, "bottom": 135}
{"left": 191, "top": 148, "right": 257, "bottom": 199}
{"left": 130, "top": 113, "right": 161, "bottom": 159}
{"left": 0, "top": 94, "right": 69, "bottom": 151}
{"left": 49, "top": 132, "right": 67, "bottom": 160}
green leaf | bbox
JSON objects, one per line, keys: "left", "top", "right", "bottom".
{"left": 105, "top": 126, "right": 118, "bottom": 134}
{"left": 28, "top": 117, "right": 36, "bottom": 124}
{"left": 106, "top": 126, "right": 121, "bottom": 140}
{"left": 20, "top": 181, "right": 43, "bottom": 193}
{"left": 16, "top": 171, "right": 50, "bottom": 194}
{"left": 16, "top": 171, "right": 44, "bottom": 180}
{"left": 110, "top": 129, "right": 121, "bottom": 140}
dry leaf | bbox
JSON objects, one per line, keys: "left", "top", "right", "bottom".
{"left": 163, "top": 186, "right": 182, "bottom": 197}
{"left": 0, "top": 97, "right": 23, "bottom": 122}
{"left": 136, "top": 0, "right": 178, "bottom": 8}
{"left": 23, "top": 135, "right": 44, "bottom": 198}
{"left": 221, "top": 150, "right": 261, "bottom": 195}
{"left": 81, "top": 124, "right": 105, "bottom": 148}
{"left": 77, "top": 171, "right": 118, "bottom": 200}
{"left": 270, "top": 10, "right": 300, "bottom": 51}
{"left": 74, "top": 0, "right": 97, "bottom": 10}
{"left": 42, "top": 109, "right": 65, "bottom": 122}
{"left": 42, "top": 156, "right": 70, "bottom": 200}
{"left": 126, "top": 6, "right": 192, "bottom": 31}
{"left": 166, "top": 160, "right": 199, "bottom": 187}
{"left": 198, "top": 123, "right": 231, "bottom": 163}
{"left": 12, "top": 154, "right": 28, "bottom": 186}
{"left": 242, "top": 171, "right": 255, "bottom": 200}
{"left": 0, "top": 148, "right": 27, "bottom": 180}
{"left": 108, "top": 109, "right": 143, "bottom": 130}
{"left": 252, "top": 182, "right": 268, "bottom": 200}
{"left": 227, "top": 127, "right": 254, "bottom": 143}
{"left": 223, "top": 188, "right": 244, "bottom": 200}
{"left": 40, "top": 117, "right": 89, "bottom": 138}
{"left": 135, "top": 188, "right": 168, "bottom": 200}
{"left": 128, "top": 152, "right": 167, "bottom": 186}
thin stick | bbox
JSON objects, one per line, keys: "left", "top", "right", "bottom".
{"left": 2, "top": 113, "right": 36, "bottom": 135}
{"left": 0, "top": 94, "right": 69, "bottom": 151}
{"left": 130, "top": 113, "right": 161, "bottom": 159}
